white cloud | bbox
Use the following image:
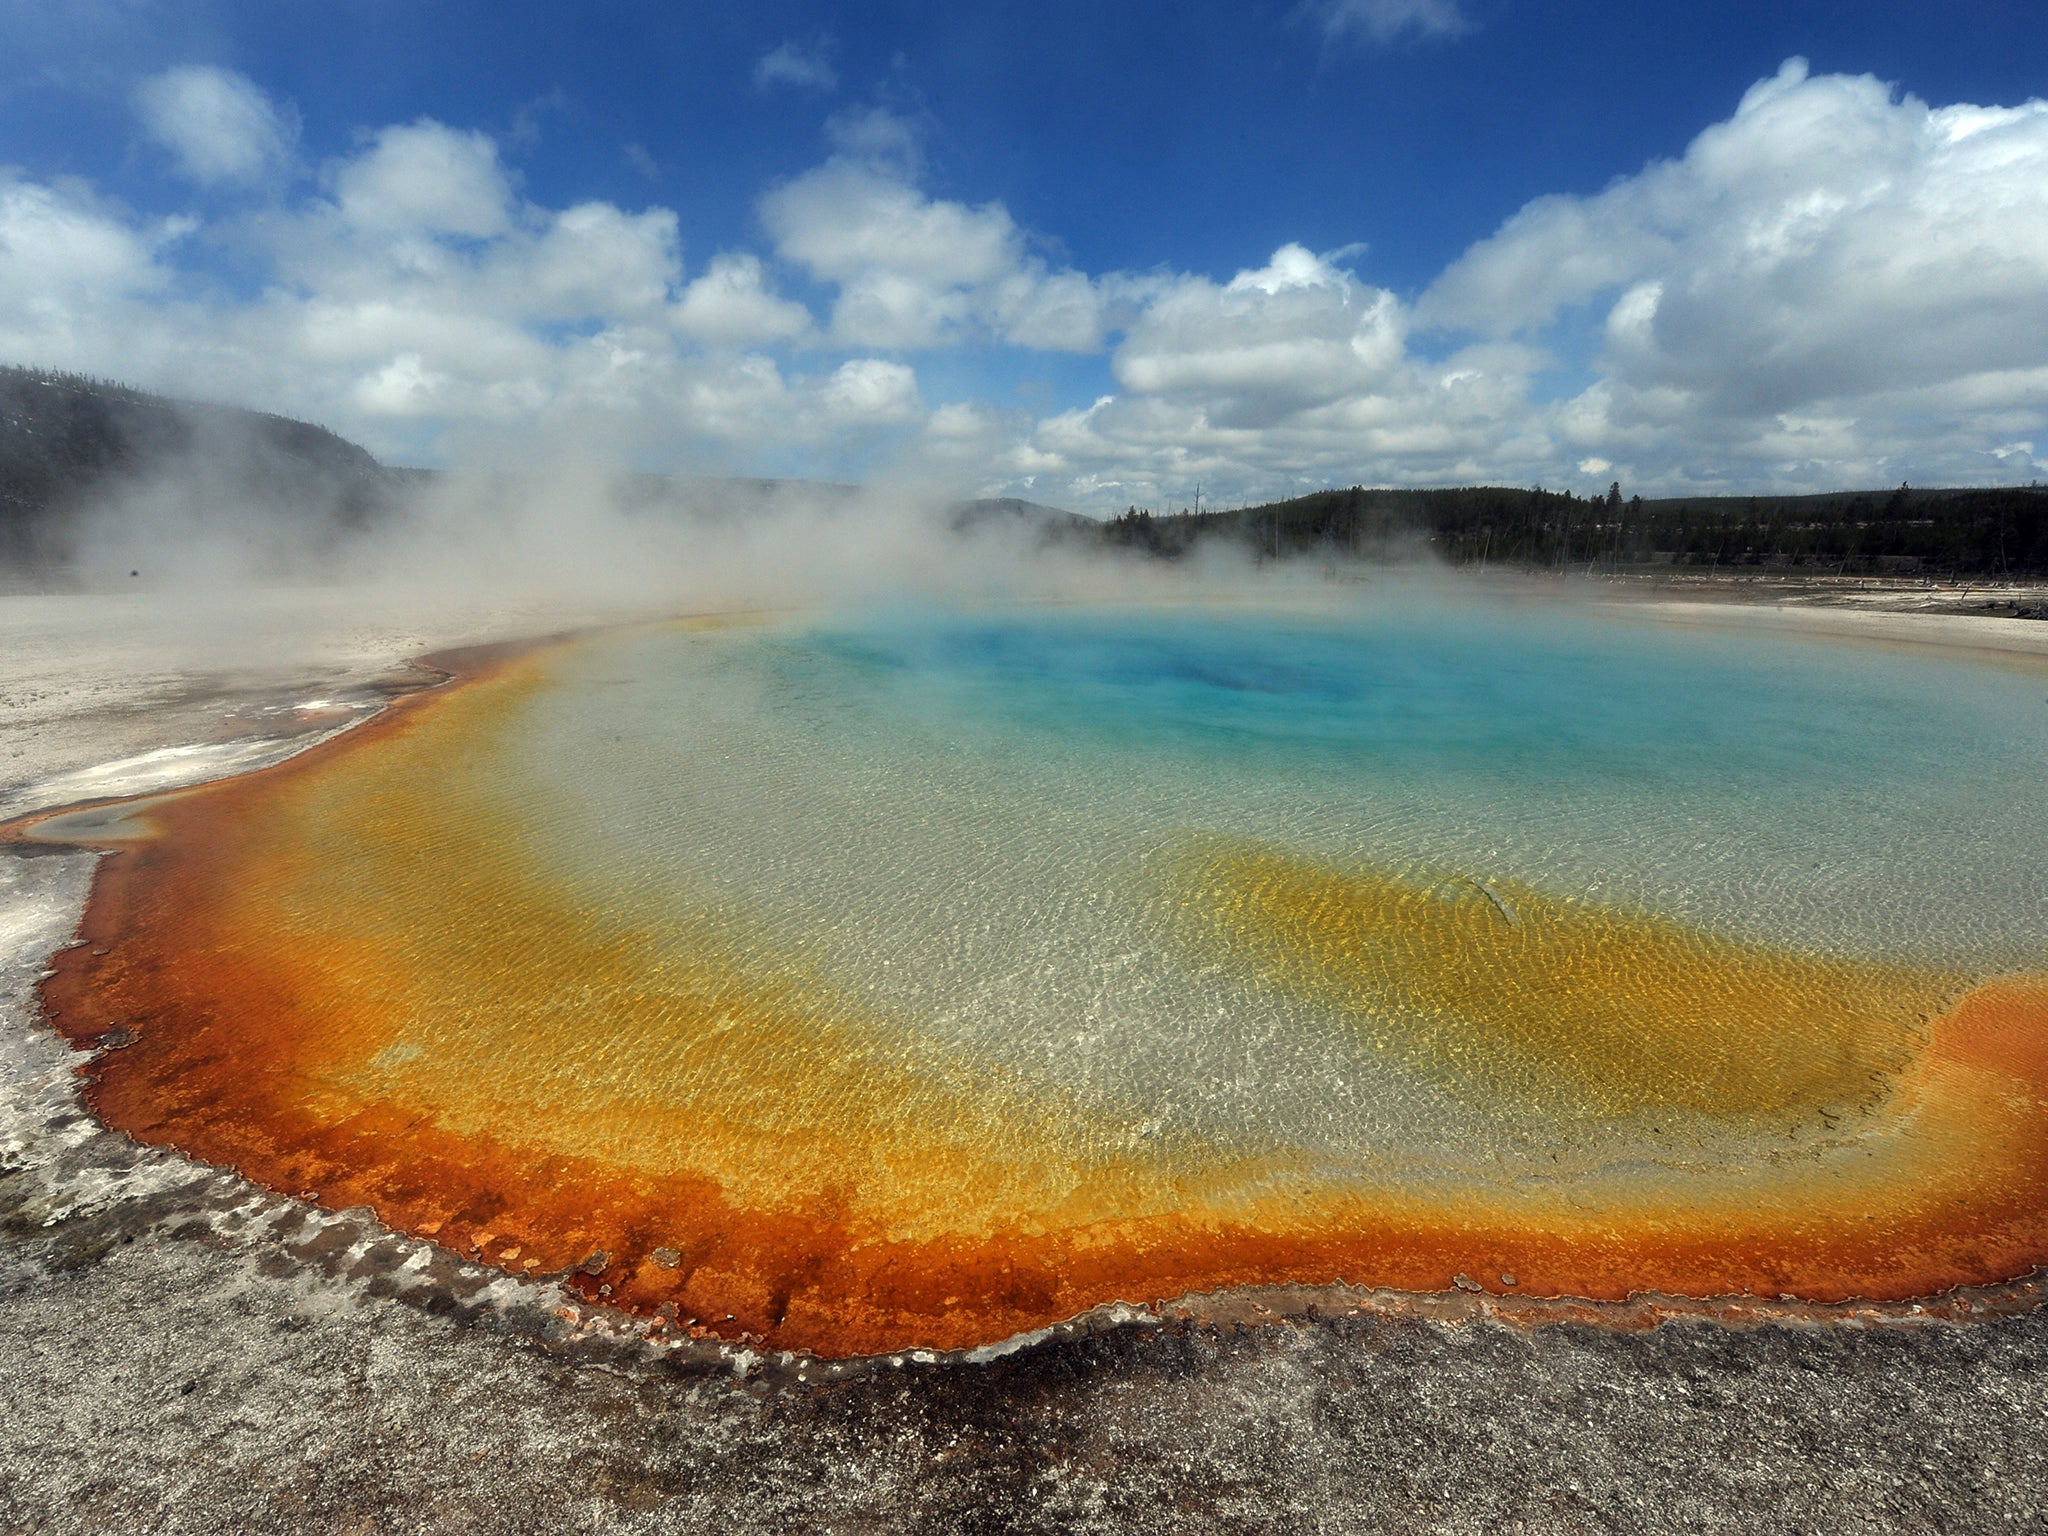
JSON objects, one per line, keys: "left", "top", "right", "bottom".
{"left": 492, "top": 202, "right": 680, "bottom": 322}
{"left": 251, "top": 142, "right": 684, "bottom": 430}
{"left": 1416, "top": 194, "right": 1668, "bottom": 339}
{"left": 0, "top": 174, "right": 166, "bottom": 304}
{"left": 1114, "top": 245, "right": 1406, "bottom": 417}
{"left": 1021, "top": 337, "right": 1549, "bottom": 509}
{"left": 822, "top": 357, "right": 923, "bottom": 425}
{"left": 995, "top": 243, "right": 1558, "bottom": 508}
{"left": 135, "top": 65, "right": 299, "bottom": 188}
{"left": 0, "top": 173, "right": 195, "bottom": 375}
{"left": 0, "top": 123, "right": 920, "bottom": 468}
{"left": 1418, "top": 58, "right": 2048, "bottom": 488}
{"left": 754, "top": 39, "right": 838, "bottom": 94}
{"left": 1426, "top": 56, "right": 2048, "bottom": 384}
{"left": 11, "top": 62, "right": 2048, "bottom": 504}
{"left": 1305, "top": 0, "right": 1471, "bottom": 46}
{"left": 988, "top": 268, "right": 1115, "bottom": 353}
{"left": 760, "top": 113, "right": 1108, "bottom": 351}
{"left": 332, "top": 121, "right": 514, "bottom": 239}
{"left": 350, "top": 351, "right": 447, "bottom": 417}
{"left": 764, "top": 159, "right": 1017, "bottom": 291}
{"left": 672, "top": 253, "right": 813, "bottom": 347}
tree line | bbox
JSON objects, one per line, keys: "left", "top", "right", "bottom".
{"left": 1103, "top": 481, "right": 2048, "bottom": 576}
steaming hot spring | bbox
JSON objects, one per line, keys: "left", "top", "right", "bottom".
{"left": 33, "top": 596, "right": 2048, "bottom": 1357}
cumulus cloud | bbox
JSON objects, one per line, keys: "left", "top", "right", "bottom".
{"left": 0, "top": 175, "right": 167, "bottom": 305}
{"left": 760, "top": 110, "right": 1109, "bottom": 351}
{"left": 768, "top": 161, "right": 1013, "bottom": 286}
{"left": 1000, "top": 245, "right": 1552, "bottom": 507}
{"left": 0, "top": 173, "right": 193, "bottom": 374}
{"left": 12, "top": 60, "right": 2048, "bottom": 506}
{"left": 135, "top": 65, "right": 299, "bottom": 188}
{"left": 0, "top": 103, "right": 915, "bottom": 469}
{"left": 672, "top": 253, "right": 813, "bottom": 347}
{"left": 988, "top": 268, "right": 1122, "bottom": 353}
{"left": 822, "top": 357, "right": 923, "bottom": 425}
{"left": 498, "top": 202, "right": 681, "bottom": 320}
{"left": 331, "top": 121, "right": 515, "bottom": 239}
{"left": 753, "top": 39, "right": 838, "bottom": 94}
{"left": 254, "top": 169, "right": 685, "bottom": 436}
{"left": 1421, "top": 58, "right": 2048, "bottom": 487}
{"left": 1114, "top": 245, "right": 1405, "bottom": 417}
{"left": 1304, "top": 0, "right": 1471, "bottom": 46}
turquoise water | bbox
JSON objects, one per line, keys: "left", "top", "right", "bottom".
{"left": 482, "top": 595, "right": 2048, "bottom": 1172}
{"left": 801, "top": 603, "right": 1990, "bottom": 794}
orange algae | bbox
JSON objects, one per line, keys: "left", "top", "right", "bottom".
{"left": 1170, "top": 844, "right": 1945, "bottom": 1123}
{"left": 33, "top": 639, "right": 2048, "bottom": 1359}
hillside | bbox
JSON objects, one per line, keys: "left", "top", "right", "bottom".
{"left": 950, "top": 496, "right": 1096, "bottom": 533}
{"left": 0, "top": 366, "right": 391, "bottom": 574}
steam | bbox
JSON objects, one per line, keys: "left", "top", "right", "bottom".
{"left": 55, "top": 422, "right": 1382, "bottom": 636}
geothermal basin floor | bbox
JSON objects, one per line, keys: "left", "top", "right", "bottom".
{"left": 3, "top": 584, "right": 2048, "bottom": 1534}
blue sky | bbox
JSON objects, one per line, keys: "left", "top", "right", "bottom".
{"left": 2, "top": 0, "right": 2045, "bottom": 506}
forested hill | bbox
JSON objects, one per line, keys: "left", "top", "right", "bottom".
{"left": 0, "top": 365, "right": 390, "bottom": 570}
{"left": 1105, "top": 483, "right": 2048, "bottom": 576}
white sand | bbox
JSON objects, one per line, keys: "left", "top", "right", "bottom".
{"left": 0, "top": 585, "right": 644, "bottom": 820}
{"left": 1613, "top": 594, "right": 2048, "bottom": 662}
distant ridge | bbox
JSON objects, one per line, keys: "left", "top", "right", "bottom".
{"left": 0, "top": 364, "right": 389, "bottom": 572}
{"left": 950, "top": 496, "right": 1095, "bottom": 533}
{"left": 1103, "top": 482, "right": 2048, "bottom": 577}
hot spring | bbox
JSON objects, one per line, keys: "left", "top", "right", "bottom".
{"left": 38, "top": 594, "right": 2048, "bottom": 1356}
